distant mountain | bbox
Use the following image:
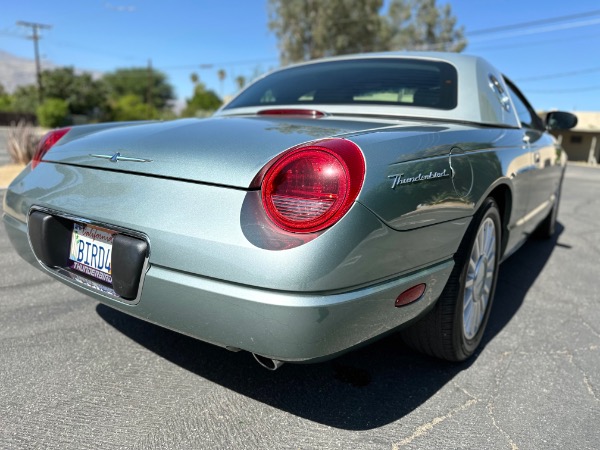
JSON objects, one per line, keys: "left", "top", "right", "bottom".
{"left": 0, "top": 50, "right": 103, "bottom": 93}
{"left": 0, "top": 50, "right": 53, "bottom": 92}
{"left": 0, "top": 51, "right": 190, "bottom": 114}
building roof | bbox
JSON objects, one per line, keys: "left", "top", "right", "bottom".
{"left": 572, "top": 112, "right": 600, "bottom": 132}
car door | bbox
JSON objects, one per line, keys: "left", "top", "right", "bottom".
{"left": 504, "top": 78, "right": 560, "bottom": 233}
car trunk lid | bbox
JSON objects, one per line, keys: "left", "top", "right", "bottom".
{"left": 42, "top": 116, "right": 443, "bottom": 188}
{"left": 43, "top": 117, "right": 381, "bottom": 188}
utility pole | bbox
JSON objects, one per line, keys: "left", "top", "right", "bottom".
{"left": 17, "top": 20, "right": 52, "bottom": 104}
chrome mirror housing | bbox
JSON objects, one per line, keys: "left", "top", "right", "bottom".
{"left": 545, "top": 111, "right": 578, "bottom": 130}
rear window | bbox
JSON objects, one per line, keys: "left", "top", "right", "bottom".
{"left": 225, "top": 58, "right": 458, "bottom": 111}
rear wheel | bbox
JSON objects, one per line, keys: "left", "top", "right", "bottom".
{"left": 401, "top": 198, "right": 501, "bottom": 361}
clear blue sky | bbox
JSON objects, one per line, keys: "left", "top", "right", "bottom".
{"left": 1, "top": 0, "right": 599, "bottom": 112}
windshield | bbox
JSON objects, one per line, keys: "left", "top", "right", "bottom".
{"left": 224, "top": 58, "right": 458, "bottom": 111}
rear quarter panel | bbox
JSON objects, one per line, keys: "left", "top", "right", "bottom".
{"left": 350, "top": 125, "right": 546, "bottom": 258}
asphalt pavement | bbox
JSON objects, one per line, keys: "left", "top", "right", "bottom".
{"left": 0, "top": 165, "right": 598, "bottom": 449}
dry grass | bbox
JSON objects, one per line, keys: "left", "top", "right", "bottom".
{"left": 7, "top": 121, "right": 41, "bottom": 165}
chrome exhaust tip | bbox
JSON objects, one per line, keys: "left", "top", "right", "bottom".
{"left": 253, "top": 353, "right": 284, "bottom": 371}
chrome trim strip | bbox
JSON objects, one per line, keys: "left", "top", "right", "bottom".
{"left": 90, "top": 152, "right": 152, "bottom": 163}
{"left": 26, "top": 206, "right": 150, "bottom": 305}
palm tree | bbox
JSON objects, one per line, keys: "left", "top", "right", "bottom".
{"left": 217, "top": 69, "right": 226, "bottom": 97}
{"left": 235, "top": 75, "right": 246, "bottom": 91}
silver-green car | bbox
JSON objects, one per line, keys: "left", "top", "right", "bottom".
{"left": 3, "top": 52, "right": 576, "bottom": 369}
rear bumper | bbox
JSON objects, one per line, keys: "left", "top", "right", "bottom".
{"left": 4, "top": 211, "right": 453, "bottom": 362}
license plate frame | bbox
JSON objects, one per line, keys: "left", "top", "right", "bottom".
{"left": 68, "top": 222, "right": 115, "bottom": 285}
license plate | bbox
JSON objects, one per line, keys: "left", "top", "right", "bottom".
{"left": 69, "top": 223, "right": 115, "bottom": 284}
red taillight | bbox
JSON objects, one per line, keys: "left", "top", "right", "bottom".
{"left": 32, "top": 127, "right": 71, "bottom": 169}
{"left": 257, "top": 109, "right": 325, "bottom": 118}
{"left": 261, "top": 138, "right": 365, "bottom": 233}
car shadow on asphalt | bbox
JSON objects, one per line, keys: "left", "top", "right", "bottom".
{"left": 97, "top": 224, "right": 565, "bottom": 430}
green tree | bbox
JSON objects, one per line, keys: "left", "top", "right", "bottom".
{"left": 0, "top": 83, "right": 13, "bottom": 111}
{"left": 102, "top": 67, "right": 175, "bottom": 111}
{"left": 37, "top": 98, "right": 69, "bottom": 127}
{"left": 268, "top": 0, "right": 385, "bottom": 64}
{"left": 181, "top": 76, "right": 222, "bottom": 117}
{"left": 12, "top": 85, "right": 41, "bottom": 113}
{"left": 10, "top": 68, "right": 109, "bottom": 119}
{"left": 111, "top": 94, "right": 158, "bottom": 121}
{"left": 386, "top": 0, "right": 466, "bottom": 51}
{"left": 268, "top": 0, "right": 466, "bottom": 64}
{"left": 41, "top": 67, "right": 109, "bottom": 116}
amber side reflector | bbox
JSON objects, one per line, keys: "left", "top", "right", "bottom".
{"left": 395, "top": 283, "right": 426, "bottom": 307}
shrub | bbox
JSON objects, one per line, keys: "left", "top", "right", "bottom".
{"left": 7, "top": 120, "right": 40, "bottom": 165}
{"left": 37, "top": 98, "right": 69, "bottom": 128}
{"left": 111, "top": 94, "right": 158, "bottom": 121}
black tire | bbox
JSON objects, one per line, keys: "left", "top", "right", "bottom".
{"left": 535, "top": 174, "right": 563, "bottom": 239}
{"left": 401, "top": 197, "right": 502, "bottom": 361}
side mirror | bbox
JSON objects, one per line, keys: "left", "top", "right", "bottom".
{"left": 545, "top": 111, "right": 577, "bottom": 130}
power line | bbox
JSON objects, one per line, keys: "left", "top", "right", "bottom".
{"left": 515, "top": 66, "right": 600, "bottom": 82}
{"left": 0, "top": 31, "right": 22, "bottom": 38}
{"left": 161, "top": 57, "right": 278, "bottom": 71}
{"left": 467, "top": 16, "right": 600, "bottom": 43}
{"left": 526, "top": 85, "right": 600, "bottom": 94}
{"left": 467, "top": 9, "right": 600, "bottom": 36}
{"left": 16, "top": 20, "right": 52, "bottom": 103}
{"left": 468, "top": 30, "right": 600, "bottom": 52}
{"left": 46, "top": 41, "right": 142, "bottom": 63}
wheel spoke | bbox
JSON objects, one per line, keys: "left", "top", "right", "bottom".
{"left": 485, "top": 272, "right": 493, "bottom": 286}
{"left": 467, "top": 303, "right": 475, "bottom": 333}
{"left": 464, "top": 303, "right": 471, "bottom": 322}
{"left": 468, "top": 258, "right": 477, "bottom": 273}
{"left": 475, "top": 302, "right": 481, "bottom": 332}
{"left": 483, "top": 223, "right": 491, "bottom": 255}
{"left": 486, "top": 226, "right": 495, "bottom": 256}
{"left": 464, "top": 301, "right": 473, "bottom": 330}
{"left": 469, "top": 302, "right": 479, "bottom": 334}
{"left": 472, "top": 301, "right": 480, "bottom": 335}
{"left": 464, "top": 290, "right": 473, "bottom": 312}
{"left": 480, "top": 296, "right": 488, "bottom": 313}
